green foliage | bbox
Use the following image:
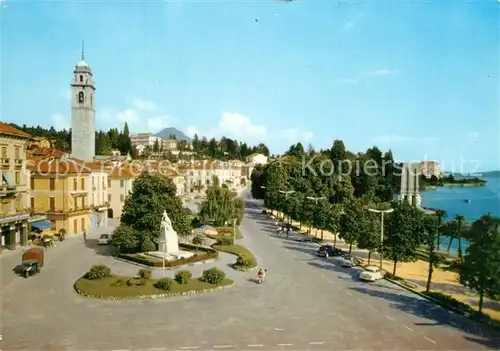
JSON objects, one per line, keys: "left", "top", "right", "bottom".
{"left": 383, "top": 202, "right": 426, "bottom": 275}
{"left": 120, "top": 172, "right": 191, "bottom": 243}
{"left": 199, "top": 181, "right": 243, "bottom": 226}
{"left": 459, "top": 214, "right": 500, "bottom": 312}
{"left": 140, "top": 237, "right": 156, "bottom": 252}
{"left": 201, "top": 268, "right": 226, "bottom": 284}
{"left": 110, "top": 224, "right": 140, "bottom": 253}
{"left": 138, "top": 268, "right": 152, "bottom": 280}
{"left": 154, "top": 278, "right": 174, "bottom": 291}
{"left": 192, "top": 235, "right": 205, "bottom": 247}
{"left": 84, "top": 265, "right": 111, "bottom": 280}
{"left": 250, "top": 164, "right": 266, "bottom": 199}
{"left": 175, "top": 270, "right": 192, "bottom": 284}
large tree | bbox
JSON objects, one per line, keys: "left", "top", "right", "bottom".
{"left": 199, "top": 177, "right": 244, "bottom": 226}
{"left": 422, "top": 214, "right": 441, "bottom": 292}
{"left": 120, "top": 172, "right": 191, "bottom": 242}
{"left": 459, "top": 214, "right": 500, "bottom": 312}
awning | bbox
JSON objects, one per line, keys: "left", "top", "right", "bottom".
{"left": 30, "top": 220, "right": 54, "bottom": 231}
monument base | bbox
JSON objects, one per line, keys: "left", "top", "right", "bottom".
{"left": 144, "top": 250, "right": 195, "bottom": 261}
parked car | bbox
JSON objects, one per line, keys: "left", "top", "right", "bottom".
{"left": 316, "top": 245, "right": 343, "bottom": 258}
{"left": 341, "top": 255, "right": 355, "bottom": 267}
{"left": 360, "top": 266, "right": 384, "bottom": 282}
{"left": 295, "top": 234, "right": 316, "bottom": 242}
{"left": 98, "top": 234, "right": 111, "bottom": 245}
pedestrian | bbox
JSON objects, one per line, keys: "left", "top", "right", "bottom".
{"left": 83, "top": 230, "right": 87, "bottom": 242}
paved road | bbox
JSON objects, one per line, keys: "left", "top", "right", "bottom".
{"left": 1, "top": 192, "right": 499, "bottom": 350}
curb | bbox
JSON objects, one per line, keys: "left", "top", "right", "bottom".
{"left": 113, "top": 256, "right": 218, "bottom": 270}
{"left": 74, "top": 281, "right": 235, "bottom": 300}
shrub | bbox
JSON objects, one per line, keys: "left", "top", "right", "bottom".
{"left": 138, "top": 268, "right": 152, "bottom": 280}
{"left": 201, "top": 267, "right": 225, "bottom": 285}
{"left": 112, "top": 279, "right": 125, "bottom": 287}
{"left": 175, "top": 270, "right": 192, "bottom": 284}
{"left": 384, "top": 273, "right": 404, "bottom": 281}
{"left": 84, "top": 265, "right": 111, "bottom": 280}
{"left": 192, "top": 235, "right": 205, "bottom": 247}
{"left": 217, "top": 237, "right": 234, "bottom": 246}
{"left": 155, "top": 278, "right": 174, "bottom": 291}
{"left": 141, "top": 237, "right": 156, "bottom": 252}
{"left": 424, "top": 291, "right": 474, "bottom": 312}
{"left": 126, "top": 278, "right": 135, "bottom": 286}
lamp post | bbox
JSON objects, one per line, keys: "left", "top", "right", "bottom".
{"left": 306, "top": 196, "right": 326, "bottom": 237}
{"left": 368, "top": 208, "right": 394, "bottom": 269}
{"left": 279, "top": 190, "right": 295, "bottom": 224}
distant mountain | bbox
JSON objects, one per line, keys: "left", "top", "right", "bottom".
{"left": 155, "top": 127, "right": 191, "bottom": 142}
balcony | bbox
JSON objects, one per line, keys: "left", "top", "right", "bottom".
{"left": 1, "top": 158, "right": 10, "bottom": 168}
{"left": 69, "top": 189, "right": 88, "bottom": 195}
{"left": 14, "top": 159, "right": 23, "bottom": 168}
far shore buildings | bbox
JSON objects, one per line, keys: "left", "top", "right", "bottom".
{"left": 420, "top": 161, "right": 442, "bottom": 179}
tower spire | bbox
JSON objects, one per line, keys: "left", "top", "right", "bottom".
{"left": 81, "top": 40, "right": 85, "bottom": 60}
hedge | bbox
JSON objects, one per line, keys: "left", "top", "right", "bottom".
{"left": 118, "top": 244, "right": 218, "bottom": 267}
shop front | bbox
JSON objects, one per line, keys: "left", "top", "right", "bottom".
{"left": 0, "top": 213, "right": 30, "bottom": 250}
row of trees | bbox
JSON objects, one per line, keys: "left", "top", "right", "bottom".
{"left": 251, "top": 140, "right": 500, "bottom": 312}
{"left": 192, "top": 134, "right": 270, "bottom": 160}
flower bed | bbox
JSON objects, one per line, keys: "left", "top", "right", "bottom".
{"left": 74, "top": 275, "right": 234, "bottom": 300}
{"left": 117, "top": 243, "right": 218, "bottom": 267}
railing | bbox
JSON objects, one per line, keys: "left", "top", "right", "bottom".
{"left": 1, "top": 158, "right": 10, "bottom": 167}
{"left": 14, "top": 159, "right": 23, "bottom": 167}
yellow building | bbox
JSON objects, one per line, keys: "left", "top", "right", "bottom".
{"left": 28, "top": 136, "right": 53, "bottom": 150}
{"left": 107, "top": 166, "right": 137, "bottom": 219}
{"left": 29, "top": 156, "right": 91, "bottom": 236}
{"left": 0, "top": 122, "right": 31, "bottom": 249}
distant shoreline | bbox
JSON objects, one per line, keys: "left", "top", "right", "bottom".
{"left": 423, "top": 183, "right": 486, "bottom": 190}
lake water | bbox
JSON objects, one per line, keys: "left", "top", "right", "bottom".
{"left": 420, "top": 175, "right": 500, "bottom": 255}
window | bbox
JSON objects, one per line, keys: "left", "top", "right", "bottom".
{"left": 30, "top": 197, "right": 35, "bottom": 210}
{"left": 107, "top": 179, "right": 111, "bottom": 187}
{"left": 74, "top": 198, "right": 78, "bottom": 211}
{"left": 15, "top": 172, "right": 20, "bottom": 185}
{"left": 49, "top": 197, "right": 55, "bottom": 210}
{"left": 81, "top": 218, "right": 85, "bottom": 231}
{"left": 120, "top": 180, "right": 124, "bottom": 188}
{"left": 30, "top": 178, "right": 35, "bottom": 190}
{"left": 74, "top": 219, "right": 78, "bottom": 233}
{"left": 81, "top": 178, "right": 85, "bottom": 190}
{"left": 92, "top": 177, "right": 95, "bottom": 187}
{"left": 120, "top": 194, "right": 124, "bottom": 202}
{"left": 15, "top": 147, "right": 20, "bottom": 159}
{"left": 49, "top": 178, "right": 55, "bottom": 191}
{"left": 73, "top": 178, "right": 77, "bottom": 190}
{"left": 1, "top": 147, "right": 6, "bottom": 158}
{"left": 79, "top": 75, "right": 83, "bottom": 82}
{"left": 92, "top": 194, "right": 94, "bottom": 205}
{"left": 108, "top": 194, "right": 111, "bottom": 202}
{"left": 78, "top": 91, "right": 84, "bottom": 103}
{"left": 205, "top": 179, "right": 210, "bottom": 185}
{"left": 90, "top": 93, "right": 93, "bottom": 106}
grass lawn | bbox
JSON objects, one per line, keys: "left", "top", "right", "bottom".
{"left": 212, "top": 243, "right": 257, "bottom": 270}
{"left": 75, "top": 276, "right": 234, "bottom": 299}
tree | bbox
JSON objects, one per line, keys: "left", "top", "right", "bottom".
{"left": 192, "top": 235, "right": 205, "bottom": 253}
{"left": 120, "top": 172, "right": 191, "bottom": 243}
{"left": 110, "top": 224, "right": 140, "bottom": 253}
{"left": 459, "top": 214, "right": 500, "bottom": 312}
{"left": 250, "top": 164, "right": 266, "bottom": 200}
{"left": 339, "top": 200, "right": 365, "bottom": 253}
{"left": 435, "top": 209, "right": 447, "bottom": 250}
{"left": 357, "top": 212, "right": 381, "bottom": 265}
{"left": 199, "top": 178, "right": 242, "bottom": 226}
{"left": 422, "top": 214, "right": 440, "bottom": 292}
{"left": 383, "top": 202, "right": 425, "bottom": 276}
{"left": 454, "top": 214, "right": 468, "bottom": 259}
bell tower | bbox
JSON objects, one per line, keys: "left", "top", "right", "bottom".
{"left": 70, "top": 41, "right": 95, "bottom": 162}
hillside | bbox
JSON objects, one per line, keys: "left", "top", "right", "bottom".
{"left": 155, "top": 127, "right": 190, "bottom": 141}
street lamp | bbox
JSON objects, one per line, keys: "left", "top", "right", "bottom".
{"left": 279, "top": 190, "right": 295, "bottom": 224}
{"left": 368, "top": 208, "right": 394, "bottom": 270}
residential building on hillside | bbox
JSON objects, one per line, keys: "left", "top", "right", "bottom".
{"left": 107, "top": 167, "right": 137, "bottom": 219}
{"left": 0, "top": 122, "right": 31, "bottom": 249}
{"left": 130, "top": 133, "right": 162, "bottom": 155}
{"left": 420, "top": 161, "right": 441, "bottom": 179}
{"left": 87, "top": 163, "right": 109, "bottom": 229}
{"left": 246, "top": 153, "right": 268, "bottom": 165}
{"left": 29, "top": 157, "right": 91, "bottom": 236}
{"left": 145, "top": 163, "right": 186, "bottom": 197}
{"left": 178, "top": 161, "right": 243, "bottom": 195}
{"left": 162, "top": 139, "right": 178, "bottom": 151}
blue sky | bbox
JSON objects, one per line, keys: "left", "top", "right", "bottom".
{"left": 1, "top": 0, "right": 499, "bottom": 171}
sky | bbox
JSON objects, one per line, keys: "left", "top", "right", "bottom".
{"left": 1, "top": 0, "right": 499, "bottom": 172}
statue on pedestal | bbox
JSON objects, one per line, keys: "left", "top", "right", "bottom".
{"left": 158, "top": 210, "right": 179, "bottom": 254}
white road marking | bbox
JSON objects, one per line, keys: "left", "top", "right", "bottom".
{"left": 181, "top": 347, "right": 199, "bottom": 350}
{"left": 309, "top": 341, "right": 325, "bottom": 345}
{"left": 424, "top": 336, "right": 437, "bottom": 344}
{"left": 403, "top": 325, "right": 413, "bottom": 331}
{"left": 247, "top": 345, "right": 264, "bottom": 348}
{"left": 384, "top": 315, "right": 396, "bottom": 322}
{"left": 369, "top": 305, "right": 379, "bottom": 312}
{"left": 277, "top": 344, "right": 293, "bottom": 347}
{"left": 274, "top": 328, "right": 285, "bottom": 331}
{"left": 346, "top": 291, "right": 353, "bottom": 296}
{"left": 356, "top": 298, "right": 364, "bottom": 304}
{"left": 148, "top": 348, "right": 166, "bottom": 351}
{"left": 214, "top": 345, "right": 233, "bottom": 349}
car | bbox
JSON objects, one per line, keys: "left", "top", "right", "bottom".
{"left": 98, "top": 234, "right": 111, "bottom": 245}
{"left": 359, "top": 266, "right": 384, "bottom": 282}
{"left": 316, "top": 245, "right": 344, "bottom": 258}
{"left": 341, "top": 255, "right": 355, "bottom": 267}
{"left": 295, "top": 234, "right": 316, "bottom": 242}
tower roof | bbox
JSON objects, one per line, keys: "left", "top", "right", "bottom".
{"left": 75, "top": 40, "right": 91, "bottom": 71}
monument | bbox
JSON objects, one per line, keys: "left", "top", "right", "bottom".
{"left": 145, "top": 210, "right": 194, "bottom": 261}
{"left": 393, "top": 162, "right": 422, "bottom": 207}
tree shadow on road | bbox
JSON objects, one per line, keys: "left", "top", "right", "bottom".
{"left": 84, "top": 239, "right": 114, "bottom": 257}
{"left": 350, "top": 285, "right": 500, "bottom": 349}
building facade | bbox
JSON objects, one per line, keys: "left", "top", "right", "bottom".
{"left": 420, "top": 161, "right": 441, "bottom": 179}
{"left": 130, "top": 133, "right": 162, "bottom": 155}
{"left": 179, "top": 161, "right": 243, "bottom": 195}
{"left": 246, "top": 153, "right": 268, "bottom": 165}
{"left": 71, "top": 48, "right": 96, "bottom": 162}
{"left": 88, "top": 165, "right": 109, "bottom": 229}
{"left": 0, "top": 123, "right": 31, "bottom": 249}
{"left": 394, "top": 162, "right": 421, "bottom": 207}
{"left": 107, "top": 167, "right": 136, "bottom": 219}
{"left": 30, "top": 157, "right": 91, "bottom": 235}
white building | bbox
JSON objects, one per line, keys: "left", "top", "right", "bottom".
{"left": 130, "top": 133, "right": 162, "bottom": 154}
{"left": 246, "top": 153, "right": 268, "bottom": 165}
{"left": 178, "top": 161, "right": 243, "bottom": 195}
{"left": 87, "top": 164, "right": 108, "bottom": 229}
{"left": 106, "top": 167, "right": 137, "bottom": 219}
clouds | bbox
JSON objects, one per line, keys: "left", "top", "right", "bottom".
{"left": 374, "top": 134, "right": 440, "bottom": 144}
{"left": 368, "top": 68, "right": 398, "bottom": 77}
{"left": 187, "top": 112, "right": 313, "bottom": 146}
{"left": 335, "top": 68, "right": 398, "bottom": 85}
{"left": 335, "top": 78, "right": 358, "bottom": 84}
